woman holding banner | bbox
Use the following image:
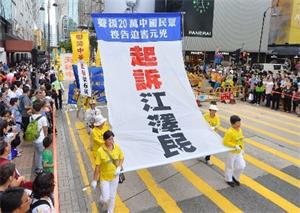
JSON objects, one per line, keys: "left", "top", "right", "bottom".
{"left": 91, "top": 130, "right": 124, "bottom": 213}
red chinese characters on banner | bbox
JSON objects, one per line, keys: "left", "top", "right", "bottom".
{"left": 130, "top": 46, "right": 162, "bottom": 91}
{"left": 130, "top": 46, "right": 158, "bottom": 66}
{"left": 133, "top": 69, "right": 162, "bottom": 90}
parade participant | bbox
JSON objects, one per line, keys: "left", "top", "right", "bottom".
{"left": 91, "top": 130, "right": 124, "bottom": 213}
{"left": 85, "top": 99, "right": 102, "bottom": 134}
{"left": 223, "top": 115, "right": 246, "bottom": 187}
{"left": 91, "top": 115, "right": 109, "bottom": 156}
{"left": 203, "top": 103, "right": 220, "bottom": 165}
{"left": 0, "top": 187, "right": 31, "bottom": 213}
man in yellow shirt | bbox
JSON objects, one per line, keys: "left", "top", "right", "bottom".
{"left": 91, "top": 115, "right": 110, "bottom": 157}
{"left": 91, "top": 130, "right": 124, "bottom": 213}
{"left": 203, "top": 104, "right": 220, "bottom": 165}
{"left": 223, "top": 115, "right": 246, "bottom": 187}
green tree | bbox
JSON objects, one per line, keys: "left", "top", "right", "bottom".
{"left": 59, "top": 39, "right": 72, "bottom": 52}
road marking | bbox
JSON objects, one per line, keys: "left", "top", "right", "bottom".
{"left": 218, "top": 126, "right": 300, "bottom": 166}
{"left": 218, "top": 105, "right": 300, "bottom": 130}
{"left": 211, "top": 156, "right": 300, "bottom": 213}
{"left": 237, "top": 103, "right": 300, "bottom": 124}
{"left": 65, "top": 113, "right": 98, "bottom": 213}
{"left": 137, "top": 169, "right": 182, "bottom": 213}
{"left": 244, "top": 154, "right": 300, "bottom": 189}
{"left": 75, "top": 121, "right": 130, "bottom": 213}
{"left": 217, "top": 113, "right": 300, "bottom": 147}
{"left": 219, "top": 108, "right": 300, "bottom": 137}
{"left": 172, "top": 162, "right": 243, "bottom": 213}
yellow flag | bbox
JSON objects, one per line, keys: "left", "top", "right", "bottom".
{"left": 95, "top": 47, "right": 101, "bottom": 67}
{"left": 289, "top": 0, "right": 300, "bottom": 44}
{"left": 70, "top": 31, "right": 90, "bottom": 64}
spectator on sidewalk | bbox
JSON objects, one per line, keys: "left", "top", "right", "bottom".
{"left": 51, "top": 76, "right": 64, "bottom": 110}
{"left": 282, "top": 82, "right": 293, "bottom": 113}
{"left": 31, "top": 173, "right": 55, "bottom": 213}
{"left": 31, "top": 100, "right": 48, "bottom": 174}
{"left": 19, "top": 85, "right": 32, "bottom": 131}
{"left": 0, "top": 187, "right": 31, "bottom": 213}
{"left": 42, "top": 136, "right": 53, "bottom": 174}
{"left": 223, "top": 115, "right": 246, "bottom": 187}
{"left": 0, "top": 162, "right": 15, "bottom": 196}
{"left": 264, "top": 77, "right": 274, "bottom": 107}
{"left": 91, "top": 130, "right": 124, "bottom": 213}
{"left": 0, "top": 140, "right": 32, "bottom": 189}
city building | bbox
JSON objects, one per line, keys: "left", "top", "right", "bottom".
{"left": 0, "top": 0, "right": 42, "bottom": 64}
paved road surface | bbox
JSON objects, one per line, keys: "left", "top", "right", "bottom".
{"left": 56, "top": 101, "right": 300, "bottom": 213}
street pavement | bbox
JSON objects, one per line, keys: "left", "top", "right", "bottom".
{"left": 55, "top": 101, "right": 299, "bottom": 213}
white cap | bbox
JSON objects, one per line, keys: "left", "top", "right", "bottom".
{"left": 230, "top": 70, "right": 234, "bottom": 74}
{"left": 218, "top": 70, "right": 222, "bottom": 73}
{"left": 94, "top": 115, "right": 107, "bottom": 126}
{"left": 209, "top": 104, "right": 218, "bottom": 111}
{"left": 212, "top": 69, "right": 216, "bottom": 72}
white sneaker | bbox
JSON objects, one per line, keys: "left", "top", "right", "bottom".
{"left": 206, "top": 160, "right": 213, "bottom": 166}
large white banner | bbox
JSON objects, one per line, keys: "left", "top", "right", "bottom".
{"left": 77, "top": 62, "right": 92, "bottom": 97}
{"left": 92, "top": 13, "right": 230, "bottom": 172}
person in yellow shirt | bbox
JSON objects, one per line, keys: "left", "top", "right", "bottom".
{"left": 203, "top": 103, "right": 220, "bottom": 165}
{"left": 223, "top": 115, "right": 246, "bottom": 187}
{"left": 91, "top": 130, "right": 124, "bottom": 213}
{"left": 91, "top": 115, "right": 110, "bottom": 157}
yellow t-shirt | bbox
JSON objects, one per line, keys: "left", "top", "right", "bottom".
{"left": 91, "top": 122, "right": 110, "bottom": 157}
{"left": 95, "top": 144, "right": 124, "bottom": 181}
{"left": 204, "top": 112, "right": 220, "bottom": 129}
{"left": 223, "top": 127, "right": 244, "bottom": 154}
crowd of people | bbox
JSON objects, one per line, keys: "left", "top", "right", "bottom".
{"left": 0, "top": 61, "right": 64, "bottom": 212}
{"left": 204, "top": 66, "right": 300, "bottom": 116}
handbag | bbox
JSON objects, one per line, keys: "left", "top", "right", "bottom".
{"left": 103, "top": 149, "right": 125, "bottom": 184}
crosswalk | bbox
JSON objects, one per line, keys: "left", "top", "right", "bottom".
{"left": 66, "top": 102, "right": 300, "bottom": 212}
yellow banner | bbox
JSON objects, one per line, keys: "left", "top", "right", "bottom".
{"left": 71, "top": 31, "right": 90, "bottom": 64}
{"left": 289, "top": 0, "right": 300, "bottom": 44}
{"left": 95, "top": 47, "right": 101, "bottom": 67}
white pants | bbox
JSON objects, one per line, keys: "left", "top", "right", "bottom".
{"left": 225, "top": 152, "right": 246, "bottom": 182}
{"left": 100, "top": 176, "right": 119, "bottom": 213}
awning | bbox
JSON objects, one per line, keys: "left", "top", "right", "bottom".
{"left": 4, "top": 40, "right": 33, "bottom": 52}
{"left": 268, "top": 46, "right": 300, "bottom": 56}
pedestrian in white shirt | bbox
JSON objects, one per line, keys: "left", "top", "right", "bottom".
{"left": 264, "top": 77, "right": 274, "bottom": 107}
{"left": 31, "top": 100, "right": 48, "bottom": 174}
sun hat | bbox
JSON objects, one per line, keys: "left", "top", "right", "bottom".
{"left": 93, "top": 115, "right": 107, "bottom": 126}
{"left": 209, "top": 104, "right": 218, "bottom": 111}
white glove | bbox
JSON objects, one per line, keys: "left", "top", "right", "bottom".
{"left": 235, "top": 145, "right": 241, "bottom": 151}
{"left": 115, "top": 167, "right": 121, "bottom": 176}
{"left": 91, "top": 180, "right": 97, "bottom": 190}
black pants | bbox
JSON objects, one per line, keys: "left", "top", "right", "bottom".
{"left": 22, "top": 116, "right": 30, "bottom": 131}
{"left": 254, "top": 92, "right": 262, "bottom": 104}
{"left": 284, "top": 98, "right": 292, "bottom": 112}
{"left": 293, "top": 100, "right": 299, "bottom": 112}
{"left": 265, "top": 94, "right": 272, "bottom": 107}
{"left": 272, "top": 95, "right": 280, "bottom": 110}
{"left": 53, "top": 90, "right": 63, "bottom": 109}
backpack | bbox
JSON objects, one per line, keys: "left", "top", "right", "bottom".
{"left": 24, "top": 115, "right": 43, "bottom": 142}
{"left": 29, "top": 199, "right": 51, "bottom": 212}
